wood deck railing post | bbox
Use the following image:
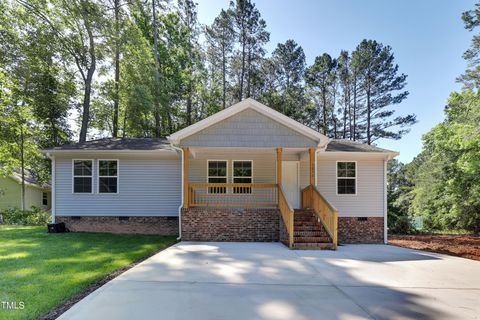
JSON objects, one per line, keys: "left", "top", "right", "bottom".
{"left": 183, "top": 147, "right": 189, "bottom": 208}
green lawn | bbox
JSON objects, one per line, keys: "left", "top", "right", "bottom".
{"left": 0, "top": 226, "right": 176, "bottom": 320}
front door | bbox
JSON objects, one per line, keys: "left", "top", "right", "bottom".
{"left": 282, "top": 161, "right": 300, "bottom": 209}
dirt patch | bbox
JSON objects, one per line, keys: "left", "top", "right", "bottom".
{"left": 389, "top": 234, "right": 480, "bottom": 261}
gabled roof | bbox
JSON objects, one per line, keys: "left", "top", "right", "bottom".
{"left": 8, "top": 171, "right": 50, "bottom": 190}
{"left": 41, "top": 138, "right": 174, "bottom": 153}
{"left": 326, "top": 139, "right": 398, "bottom": 154}
{"left": 167, "top": 98, "right": 329, "bottom": 147}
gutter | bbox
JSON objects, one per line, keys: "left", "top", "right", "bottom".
{"left": 170, "top": 145, "right": 184, "bottom": 241}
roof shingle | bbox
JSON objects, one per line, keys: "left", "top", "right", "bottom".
{"left": 47, "top": 138, "right": 171, "bottom": 151}
{"left": 325, "top": 139, "right": 397, "bottom": 153}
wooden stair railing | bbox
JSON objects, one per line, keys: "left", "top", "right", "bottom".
{"left": 301, "top": 185, "right": 338, "bottom": 249}
{"left": 278, "top": 185, "right": 294, "bottom": 248}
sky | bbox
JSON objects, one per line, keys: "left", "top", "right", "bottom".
{"left": 195, "top": 0, "right": 476, "bottom": 163}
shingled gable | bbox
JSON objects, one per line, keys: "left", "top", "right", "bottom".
{"left": 167, "top": 98, "right": 329, "bottom": 147}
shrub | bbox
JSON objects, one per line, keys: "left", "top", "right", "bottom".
{"left": 1, "top": 207, "right": 51, "bottom": 226}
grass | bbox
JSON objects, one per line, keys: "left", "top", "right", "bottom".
{"left": 0, "top": 226, "right": 177, "bottom": 320}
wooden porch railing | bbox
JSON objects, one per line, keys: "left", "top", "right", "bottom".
{"left": 278, "top": 185, "right": 294, "bottom": 248}
{"left": 188, "top": 183, "right": 278, "bottom": 207}
{"left": 302, "top": 185, "right": 338, "bottom": 249}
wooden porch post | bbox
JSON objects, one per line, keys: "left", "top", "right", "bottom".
{"left": 309, "top": 147, "right": 315, "bottom": 186}
{"left": 183, "top": 147, "right": 189, "bottom": 208}
{"left": 276, "top": 148, "right": 283, "bottom": 186}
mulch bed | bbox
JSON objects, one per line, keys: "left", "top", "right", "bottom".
{"left": 389, "top": 234, "right": 480, "bottom": 261}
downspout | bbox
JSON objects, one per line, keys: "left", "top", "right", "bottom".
{"left": 170, "top": 145, "right": 184, "bottom": 241}
{"left": 47, "top": 153, "right": 56, "bottom": 223}
{"left": 384, "top": 158, "right": 388, "bottom": 244}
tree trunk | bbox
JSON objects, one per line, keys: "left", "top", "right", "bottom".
{"left": 352, "top": 80, "right": 357, "bottom": 141}
{"left": 367, "top": 88, "right": 371, "bottom": 145}
{"left": 20, "top": 125, "right": 25, "bottom": 211}
{"left": 246, "top": 48, "right": 251, "bottom": 98}
{"left": 186, "top": 90, "right": 192, "bottom": 126}
{"left": 222, "top": 43, "right": 226, "bottom": 109}
{"left": 112, "top": 0, "right": 120, "bottom": 138}
{"left": 239, "top": 31, "right": 246, "bottom": 101}
{"left": 152, "top": 0, "right": 162, "bottom": 138}
{"left": 79, "top": 66, "right": 95, "bottom": 142}
{"left": 322, "top": 90, "right": 327, "bottom": 136}
{"left": 78, "top": 6, "right": 96, "bottom": 143}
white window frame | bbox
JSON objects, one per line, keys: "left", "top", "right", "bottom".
{"left": 97, "top": 159, "right": 119, "bottom": 194}
{"left": 336, "top": 160, "right": 357, "bottom": 196}
{"left": 232, "top": 160, "right": 253, "bottom": 194}
{"left": 72, "top": 159, "right": 94, "bottom": 194}
{"left": 207, "top": 160, "right": 228, "bottom": 194}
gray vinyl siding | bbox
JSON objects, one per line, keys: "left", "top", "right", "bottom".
{"left": 316, "top": 158, "right": 384, "bottom": 217}
{"left": 188, "top": 150, "right": 277, "bottom": 206}
{"left": 180, "top": 109, "right": 317, "bottom": 148}
{"left": 55, "top": 153, "right": 181, "bottom": 216}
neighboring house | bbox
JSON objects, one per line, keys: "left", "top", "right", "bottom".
{"left": 0, "top": 172, "right": 51, "bottom": 212}
{"left": 41, "top": 99, "right": 398, "bottom": 249}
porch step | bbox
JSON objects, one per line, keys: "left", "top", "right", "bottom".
{"left": 294, "top": 230, "right": 329, "bottom": 237}
{"left": 292, "top": 242, "right": 335, "bottom": 250}
{"left": 291, "top": 209, "right": 334, "bottom": 250}
{"left": 294, "top": 236, "right": 331, "bottom": 243}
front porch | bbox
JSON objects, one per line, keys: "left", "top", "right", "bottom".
{"left": 180, "top": 147, "right": 338, "bottom": 249}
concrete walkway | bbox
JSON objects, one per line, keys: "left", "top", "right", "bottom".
{"left": 59, "top": 243, "right": 480, "bottom": 320}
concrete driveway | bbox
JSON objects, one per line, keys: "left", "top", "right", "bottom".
{"left": 59, "top": 242, "right": 480, "bottom": 320}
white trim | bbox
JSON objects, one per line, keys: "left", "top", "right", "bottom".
{"left": 97, "top": 159, "right": 119, "bottom": 194}
{"left": 207, "top": 160, "right": 228, "bottom": 194}
{"left": 167, "top": 98, "right": 329, "bottom": 146}
{"left": 384, "top": 159, "right": 388, "bottom": 244}
{"left": 72, "top": 159, "right": 94, "bottom": 194}
{"left": 335, "top": 160, "right": 357, "bottom": 196}
{"left": 232, "top": 160, "right": 253, "bottom": 194}
{"left": 52, "top": 156, "right": 56, "bottom": 223}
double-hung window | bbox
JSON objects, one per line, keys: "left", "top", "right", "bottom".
{"left": 337, "top": 161, "right": 356, "bottom": 195}
{"left": 208, "top": 161, "right": 227, "bottom": 194}
{"left": 233, "top": 161, "right": 252, "bottom": 194}
{"left": 73, "top": 160, "right": 93, "bottom": 193}
{"left": 98, "top": 160, "right": 118, "bottom": 194}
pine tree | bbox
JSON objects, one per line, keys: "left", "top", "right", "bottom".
{"left": 305, "top": 53, "right": 337, "bottom": 135}
{"left": 352, "top": 40, "right": 414, "bottom": 144}
{"left": 206, "top": 9, "right": 235, "bottom": 109}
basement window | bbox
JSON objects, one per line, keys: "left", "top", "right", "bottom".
{"left": 337, "top": 161, "right": 356, "bottom": 195}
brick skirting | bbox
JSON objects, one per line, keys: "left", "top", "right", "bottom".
{"left": 181, "top": 208, "right": 280, "bottom": 242}
{"left": 56, "top": 216, "right": 179, "bottom": 236}
{"left": 338, "top": 217, "right": 384, "bottom": 244}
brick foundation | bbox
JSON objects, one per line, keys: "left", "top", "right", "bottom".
{"left": 56, "top": 216, "right": 179, "bottom": 236}
{"left": 181, "top": 208, "right": 280, "bottom": 241}
{"left": 338, "top": 217, "right": 384, "bottom": 244}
